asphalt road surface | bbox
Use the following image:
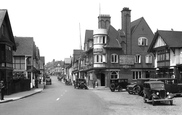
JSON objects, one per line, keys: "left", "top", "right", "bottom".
{"left": 0, "top": 76, "right": 110, "bottom": 115}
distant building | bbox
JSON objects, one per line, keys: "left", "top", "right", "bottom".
{"left": 13, "top": 37, "right": 40, "bottom": 90}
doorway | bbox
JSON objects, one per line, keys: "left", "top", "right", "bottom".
{"left": 100, "top": 73, "right": 105, "bottom": 86}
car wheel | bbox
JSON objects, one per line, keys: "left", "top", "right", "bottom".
{"left": 170, "top": 100, "right": 173, "bottom": 105}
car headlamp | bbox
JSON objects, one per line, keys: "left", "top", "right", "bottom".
{"left": 167, "top": 92, "right": 169, "bottom": 95}
{"left": 156, "top": 92, "right": 159, "bottom": 95}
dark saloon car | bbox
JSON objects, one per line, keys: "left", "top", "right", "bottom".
{"left": 150, "top": 78, "right": 182, "bottom": 96}
{"left": 110, "top": 78, "right": 128, "bottom": 92}
{"left": 46, "top": 77, "right": 52, "bottom": 85}
{"left": 74, "top": 78, "right": 88, "bottom": 89}
{"left": 126, "top": 78, "right": 150, "bottom": 95}
{"left": 143, "top": 81, "right": 174, "bottom": 106}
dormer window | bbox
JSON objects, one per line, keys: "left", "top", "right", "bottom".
{"left": 138, "top": 37, "right": 148, "bottom": 46}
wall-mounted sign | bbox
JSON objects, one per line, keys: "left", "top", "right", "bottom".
{"left": 119, "top": 55, "right": 135, "bottom": 65}
{"left": 93, "top": 48, "right": 103, "bottom": 52}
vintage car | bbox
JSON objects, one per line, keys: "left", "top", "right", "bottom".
{"left": 126, "top": 78, "right": 150, "bottom": 95}
{"left": 74, "top": 78, "right": 88, "bottom": 89}
{"left": 46, "top": 76, "right": 52, "bottom": 85}
{"left": 143, "top": 81, "right": 174, "bottom": 106}
{"left": 126, "top": 81, "right": 137, "bottom": 94}
{"left": 150, "top": 78, "right": 182, "bottom": 96}
{"left": 110, "top": 78, "right": 128, "bottom": 92}
{"left": 65, "top": 79, "right": 72, "bottom": 85}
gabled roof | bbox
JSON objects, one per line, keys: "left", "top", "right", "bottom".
{"left": 0, "top": 9, "right": 16, "bottom": 50}
{"left": 131, "top": 17, "right": 143, "bottom": 33}
{"left": 13, "top": 37, "right": 35, "bottom": 56}
{"left": 73, "top": 49, "right": 83, "bottom": 62}
{"left": 148, "top": 30, "right": 182, "bottom": 52}
{"left": 105, "top": 25, "right": 122, "bottom": 48}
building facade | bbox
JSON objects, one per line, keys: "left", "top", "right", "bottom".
{"left": 13, "top": 37, "right": 40, "bottom": 91}
{"left": 0, "top": 9, "right": 16, "bottom": 94}
{"left": 75, "top": 7, "right": 155, "bottom": 87}
{"left": 121, "top": 8, "right": 155, "bottom": 80}
{"left": 148, "top": 30, "right": 182, "bottom": 83}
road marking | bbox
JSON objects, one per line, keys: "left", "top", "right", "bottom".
{"left": 56, "top": 98, "right": 60, "bottom": 101}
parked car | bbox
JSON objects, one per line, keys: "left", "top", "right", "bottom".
{"left": 126, "top": 81, "right": 137, "bottom": 94}
{"left": 46, "top": 77, "right": 52, "bottom": 85}
{"left": 143, "top": 81, "right": 174, "bottom": 106}
{"left": 150, "top": 78, "right": 182, "bottom": 96}
{"left": 110, "top": 78, "right": 128, "bottom": 92}
{"left": 126, "top": 78, "right": 150, "bottom": 95}
{"left": 74, "top": 78, "right": 88, "bottom": 89}
{"left": 65, "top": 79, "right": 72, "bottom": 85}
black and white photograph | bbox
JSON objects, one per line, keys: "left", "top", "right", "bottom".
{"left": 0, "top": 0, "right": 182, "bottom": 115}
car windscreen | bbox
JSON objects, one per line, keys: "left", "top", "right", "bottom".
{"left": 150, "top": 83, "right": 164, "bottom": 89}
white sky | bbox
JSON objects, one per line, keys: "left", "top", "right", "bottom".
{"left": 1, "top": 0, "right": 182, "bottom": 63}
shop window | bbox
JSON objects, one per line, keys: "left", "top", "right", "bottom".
{"left": 111, "top": 71, "right": 119, "bottom": 79}
{"left": 133, "top": 71, "right": 142, "bottom": 79}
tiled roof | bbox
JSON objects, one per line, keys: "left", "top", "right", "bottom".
{"left": 13, "top": 37, "right": 34, "bottom": 56}
{"left": 131, "top": 17, "right": 143, "bottom": 34}
{"left": 158, "top": 30, "right": 182, "bottom": 47}
{"left": 105, "top": 25, "right": 122, "bottom": 48}
{"left": 0, "top": 9, "right": 16, "bottom": 50}
{"left": 148, "top": 30, "right": 182, "bottom": 52}
{"left": 0, "top": 9, "right": 6, "bottom": 27}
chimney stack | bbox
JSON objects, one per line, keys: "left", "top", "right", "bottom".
{"left": 121, "top": 7, "right": 132, "bottom": 54}
{"left": 98, "top": 14, "right": 111, "bottom": 29}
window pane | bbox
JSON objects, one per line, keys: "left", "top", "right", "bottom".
{"left": 21, "top": 64, "right": 25, "bottom": 70}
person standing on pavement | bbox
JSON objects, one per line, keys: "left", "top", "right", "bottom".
{"left": 0, "top": 81, "right": 5, "bottom": 100}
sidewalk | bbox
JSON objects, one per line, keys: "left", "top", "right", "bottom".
{"left": 0, "top": 84, "right": 44, "bottom": 103}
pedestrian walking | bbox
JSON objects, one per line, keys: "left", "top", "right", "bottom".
{"left": 0, "top": 81, "right": 5, "bottom": 100}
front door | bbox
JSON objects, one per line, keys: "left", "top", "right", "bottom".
{"left": 101, "top": 73, "right": 105, "bottom": 86}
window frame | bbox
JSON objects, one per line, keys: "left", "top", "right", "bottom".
{"left": 135, "top": 54, "right": 141, "bottom": 63}
{"left": 111, "top": 54, "right": 118, "bottom": 63}
{"left": 138, "top": 37, "right": 148, "bottom": 46}
{"left": 145, "top": 54, "right": 152, "bottom": 64}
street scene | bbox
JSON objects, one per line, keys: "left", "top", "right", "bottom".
{"left": 1, "top": 76, "right": 182, "bottom": 115}
{"left": 1, "top": 0, "right": 182, "bottom": 115}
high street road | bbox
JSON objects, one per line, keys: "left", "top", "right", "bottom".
{"left": 0, "top": 76, "right": 109, "bottom": 115}
{"left": 1, "top": 76, "right": 182, "bottom": 115}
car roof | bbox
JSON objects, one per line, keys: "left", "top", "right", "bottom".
{"left": 150, "top": 78, "right": 176, "bottom": 80}
{"left": 144, "top": 81, "right": 164, "bottom": 84}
